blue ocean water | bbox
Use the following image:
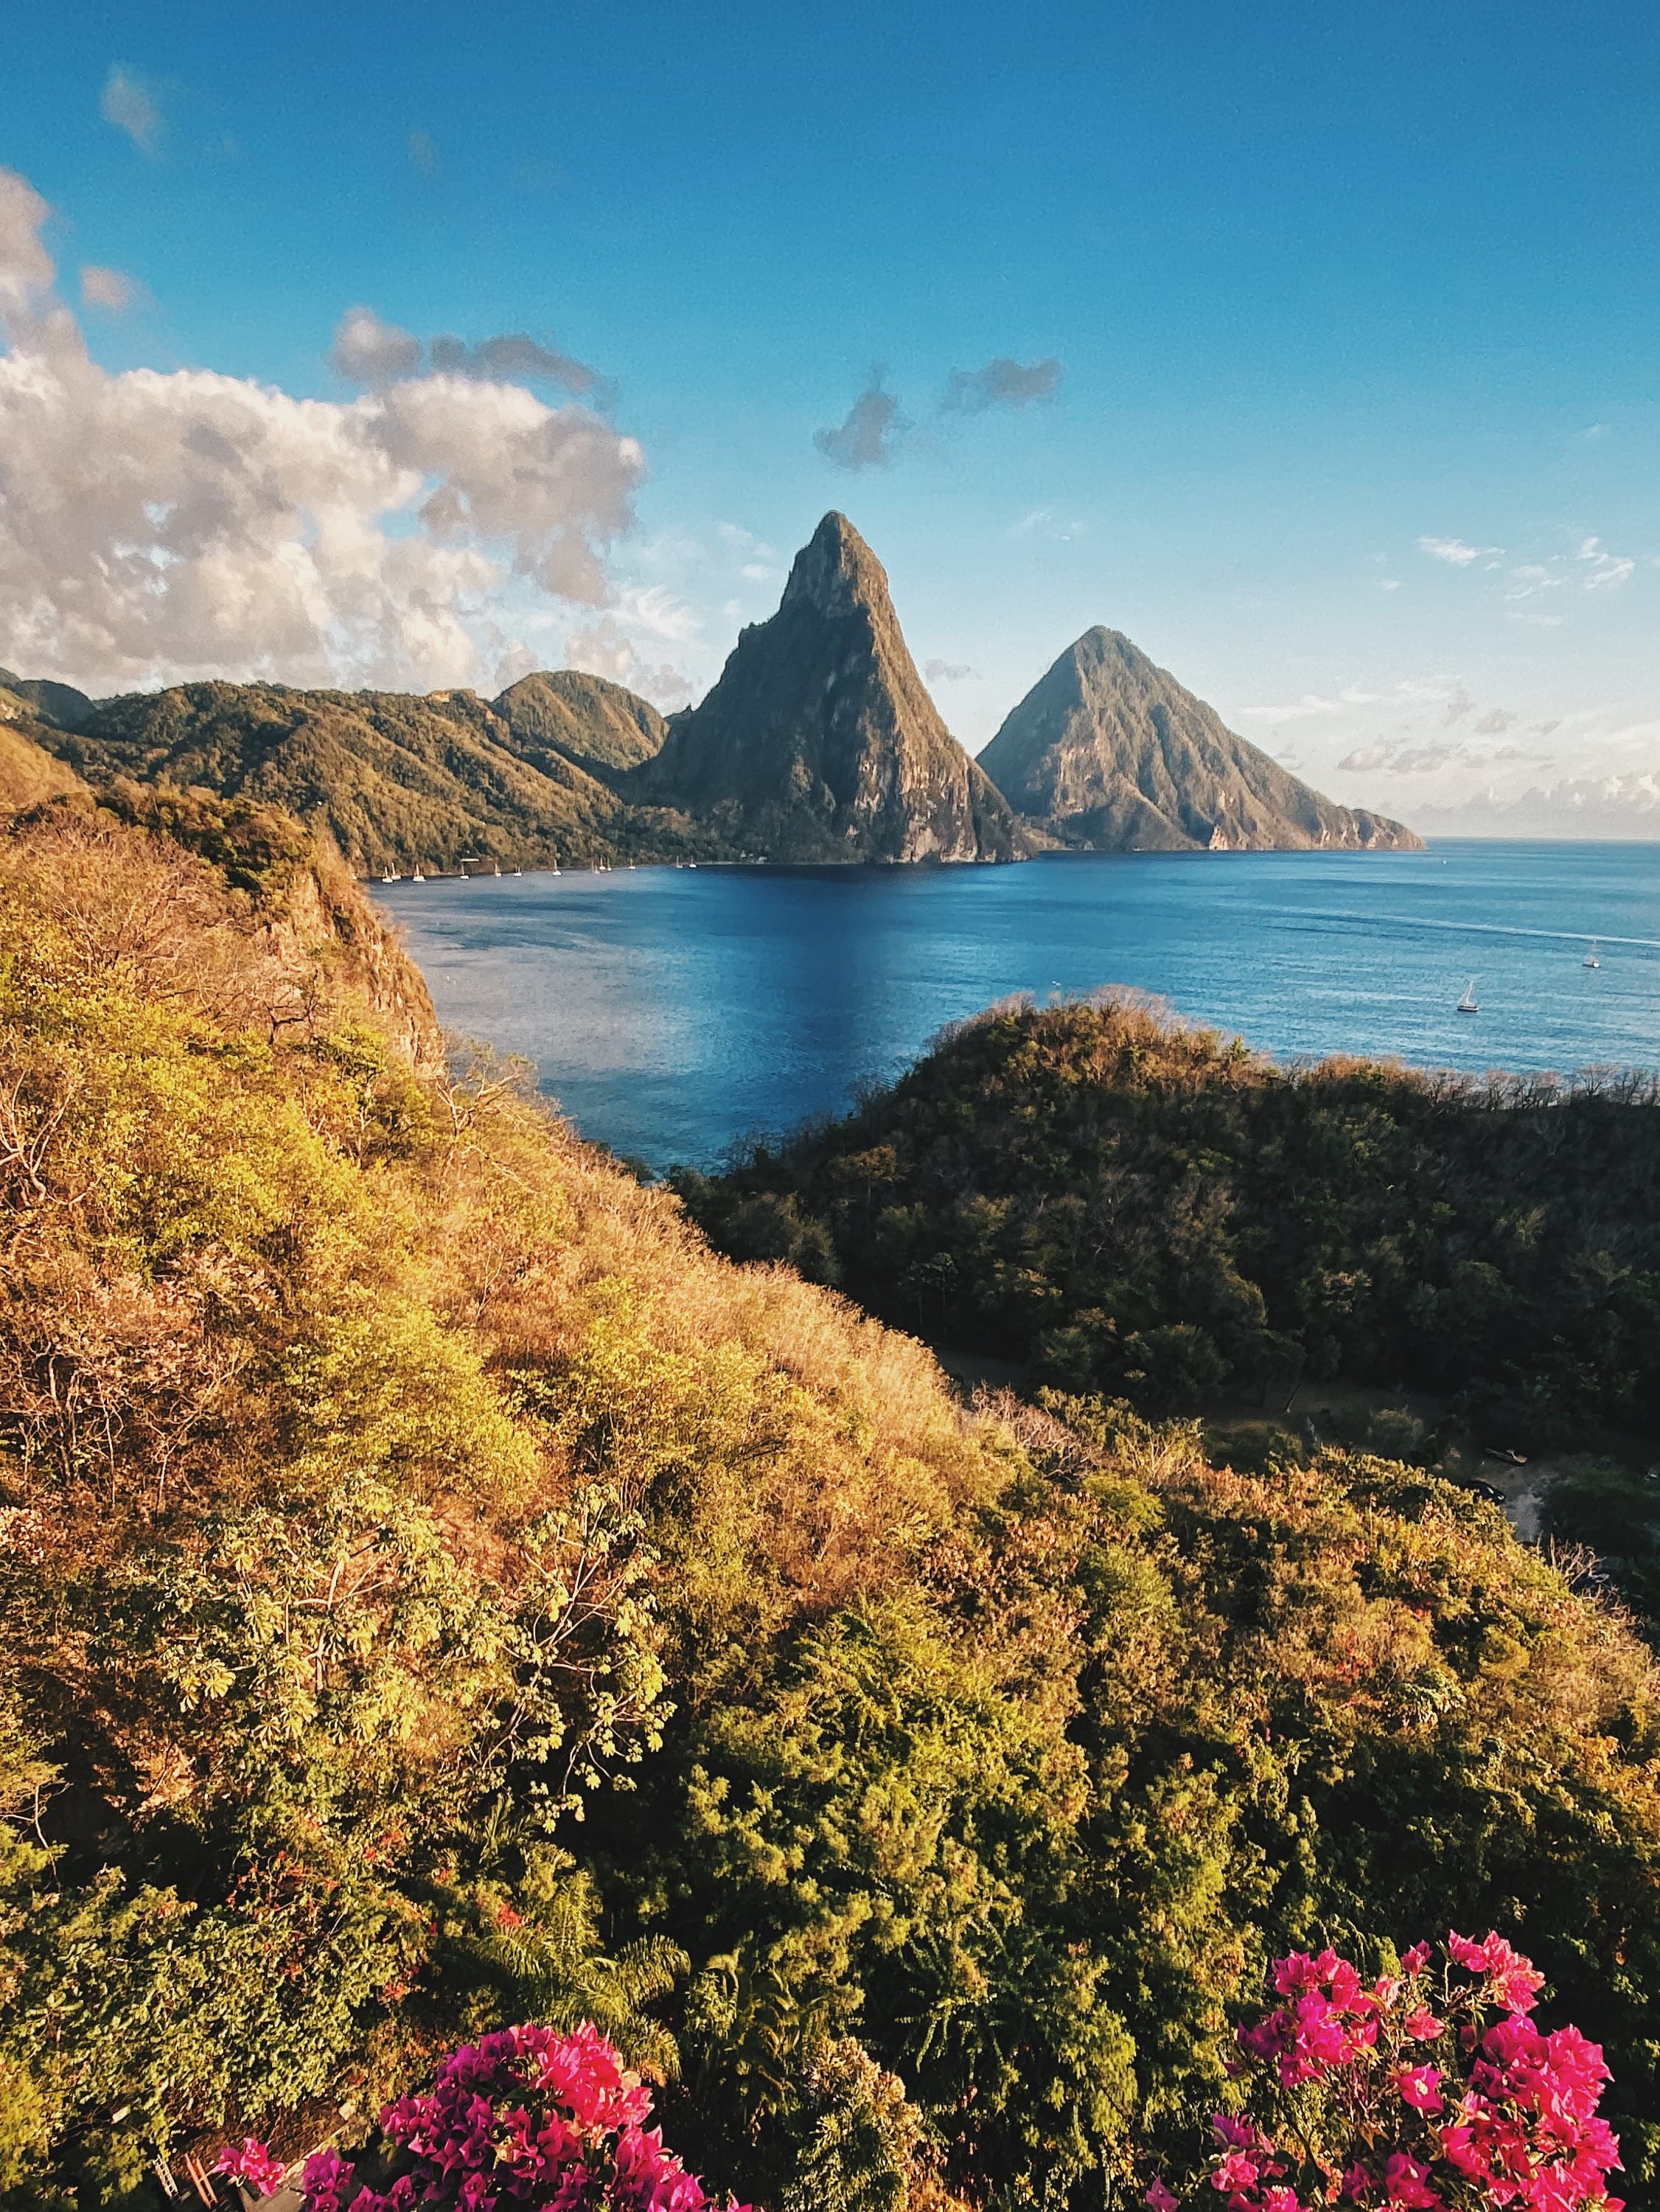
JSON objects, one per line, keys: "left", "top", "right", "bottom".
{"left": 373, "top": 842, "right": 1660, "bottom": 1173}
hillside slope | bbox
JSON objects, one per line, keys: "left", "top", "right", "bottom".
{"left": 635, "top": 512, "right": 1019, "bottom": 861}
{"left": 0, "top": 693, "right": 86, "bottom": 809}
{"left": 493, "top": 668, "right": 669, "bottom": 782}
{"left": 4, "top": 795, "right": 1660, "bottom": 2202}
{"left": 977, "top": 626, "right": 1421, "bottom": 850}
{"left": 680, "top": 992, "right": 1660, "bottom": 1438}
{"left": 37, "top": 678, "right": 638, "bottom": 872}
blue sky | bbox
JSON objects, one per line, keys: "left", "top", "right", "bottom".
{"left": 3, "top": 0, "right": 1658, "bottom": 826}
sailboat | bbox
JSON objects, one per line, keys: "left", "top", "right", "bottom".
{"left": 411, "top": 862, "right": 426, "bottom": 884}
{"left": 1457, "top": 978, "right": 1479, "bottom": 1014}
{"left": 380, "top": 867, "right": 401, "bottom": 883}
{"left": 550, "top": 848, "right": 560, "bottom": 876}
{"left": 492, "top": 861, "right": 502, "bottom": 877}
{"left": 1583, "top": 940, "right": 1602, "bottom": 969}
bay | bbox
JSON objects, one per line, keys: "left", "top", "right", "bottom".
{"left": 372, "top": 841, "right": 1660, "bottom": 1173}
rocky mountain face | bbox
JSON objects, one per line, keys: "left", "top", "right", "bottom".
{"left": 977, "top": 627, "right": 1422, "bottom": 852}
{"left": 635, "top": 512, "right": 1019, "bottom": 863}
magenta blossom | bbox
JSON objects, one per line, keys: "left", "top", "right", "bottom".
{"left": 300, "top": 2025, "right": 758, "bottom": 2212}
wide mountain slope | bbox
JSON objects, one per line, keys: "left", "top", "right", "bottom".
{"left": 977, "top": 625, "right": 1421, "bottom": 851}
{"left": 635, "top": 512, "right": 1019, "bottom": 862}
{"left": 29, "top": 676, "right": 713, "bottom": 872}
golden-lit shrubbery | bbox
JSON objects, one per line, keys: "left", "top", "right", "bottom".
{"left": 4, "top": 793, "right": 1660, "bottom": 2212}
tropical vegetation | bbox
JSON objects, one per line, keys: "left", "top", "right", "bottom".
{"left": 3, "top": 785, "right": 1659, "bottom": 2212}
{"left": 677, "top": 995, "right": 1660, "bottom": 1445}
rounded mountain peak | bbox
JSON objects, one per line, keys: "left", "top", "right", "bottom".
{"left": 780, "top": 511, "right": 893, "bottom": 621}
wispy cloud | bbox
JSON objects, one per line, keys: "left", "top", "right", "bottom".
{"left": 924, "top": 658, "right": 977, "bottom": 682}
{"left": 814, "top": 369, "right": 902, "bottom": 470}
{"left": 80, "top": 265, "right": 139, "bottom": 313}
{"left": 1417, "top": 535, "right": 1501, "bottom": 566}
{"left": 940, "top": 355, "right": 1061, "bottom": 412}
{"left": 328, "top": 306, "right": 610, "bottom": 400}
{"left": 100, "top": 64, "right": 163, "bottom": 156}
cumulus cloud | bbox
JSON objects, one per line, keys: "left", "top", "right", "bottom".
{"left": 924, "top": 658, "right": 977, "bottom": 682}
{"left": 327, "top": 305, "right": 423, "bottom": 383}
{"left": 0, "top": 166, "right": 644, "bottom": 695}
{"left": 1474, "top": 708, "right": 1516, "bottom": 735}
{"left": 1440, "top": 686, "right": 1475, "bottom": 726}
{"left": 940, "top": 355, "right": 1061, "bottom": 412}
{"left": 80, "top": 265, "right": 139, "bottom": 313}
{"left": 1418, "top": 535, "right": 1500, "bottom": 566}
{"left": 815, "top": 370, "right": 901, "bottom": 470}
{"left": 1338, "top": 742, "right": 1389, "bottom": 772}
{"left": 100, "top": 65, "right": 163, "bottom": 156}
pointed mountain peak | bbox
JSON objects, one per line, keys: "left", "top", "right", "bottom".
{"left": 780, "top": 511, "right": 891, "bottom": 620}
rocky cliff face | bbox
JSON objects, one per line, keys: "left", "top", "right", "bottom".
{"left": 636, "top": 513, "right": 1019, "bottom": 862}
{"left": 977, "top": 627, "right": 1422, "bottom": 852}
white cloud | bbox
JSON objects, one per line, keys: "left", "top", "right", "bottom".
{"left": 100, "top": 66, "right": 163, "bottom": 156}
{"left": 1577, "top": 535, "right": 1635, "bottom": 590}
{"left": 1337, "top": 742, "right": 1389, "bottom": 771}
{"left": 328, "top": 305, "right": 422, "bottom": 383}
{"left": 924, "top": 658, "right": 977, "bottom": 682}
{"left": 563, "top": 614, "right": 691, "bottom": 708}
{"left": 1474, "top": 708, "right": 1516, "bottom": 735}
{"left": 1376, "top": 577, "right": 1403, "bottom": 591}
{"left": 80, "top": 265, "right": 139, "bottom": 314}
{"left": 1417, "top": 535, "right": 1501, "bottom": 566}
{"left": 0, "top": 166, "right": 644, "bottom": 695}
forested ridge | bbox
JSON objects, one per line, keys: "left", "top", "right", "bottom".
{"left": 679, "top": 995, "right": 1660, "bottom": 1444}
{"left": 1, "top": 780, "right": 1658, "bottom": 2212}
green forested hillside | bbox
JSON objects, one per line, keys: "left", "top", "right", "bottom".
{"left": 494, "top": 669, "right": 669, "bottom": 782}
{"left": 679, "top": 995, "right": 1660, "bottom": 1445}
{"left": 32, "top": 678, "right": 718, "bottom": 873}
{"left": 3, "top": 806, "right": 1659, "bottom": 2210}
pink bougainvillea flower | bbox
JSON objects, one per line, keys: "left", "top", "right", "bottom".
{"left": 1402, "top": 2009, "right": 1443, "bottom": 2042}
{"left": 1395, "top": 2065, "right": 1444, "bottom": 2115}
{"left": 1210, "top": 2151, "right": 1261, "bottom": 2197}
{"left": 1381, "top": 2149, "right": 1441, "bottom": 2208}
{"left": 1400, "top": 1944, "right": 1432, "bottom": 1978}
{"left": 1340, "top": 2162, "right": 1375, "bottom": 2203}
{"left": 215, "top": 2140, "right": 288, "bottom": 2199}
{"left": 1145, "top": 2183, "right": 1180, "bottom": 2212}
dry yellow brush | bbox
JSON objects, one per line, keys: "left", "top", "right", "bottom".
{"left": 3, "top": 781, "right": 1660, "bottom": 2212}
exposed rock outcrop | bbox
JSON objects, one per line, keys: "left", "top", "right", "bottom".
{"left": 976, "top": 627, "right": 1421, "bottom": 852}
{"left": 635, "top": 513, "right": 1019, "bottom": 862}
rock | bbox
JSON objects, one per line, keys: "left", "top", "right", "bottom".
{"left": 635, "top": 512, "right": 1019, "bottom": 862}
{"left": 976, "top": 627, "right": 1422, "bottom": 852}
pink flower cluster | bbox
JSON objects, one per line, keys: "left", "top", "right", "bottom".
{"left": 1143, "top": 1934, "right": 1622, "bottom": 2212}
{"left": 298, "top": 2024, "right": 756, "bottom": 2212}
{"left": 216, "top": 2140, "right": 290, "bottom": 2199}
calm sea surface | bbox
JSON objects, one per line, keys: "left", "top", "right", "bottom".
{"left": 373, "top": 842, "right": 1660, "bottom": 1172}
